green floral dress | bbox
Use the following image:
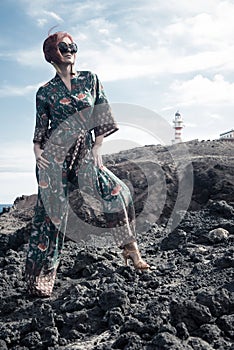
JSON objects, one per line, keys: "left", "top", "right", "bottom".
{"left": 25, "top": 71, "right": 136, "bottom": 297}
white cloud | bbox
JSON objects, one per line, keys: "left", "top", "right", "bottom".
{"left": 37, "top": 18, "right": 48, "bottom": 27}
{"left": 11, "top": 40, "right": 234, "bottom": 81}
{"left": 0, "top": 83, "right": 42, "bottom": 98}
{"left": 60, "top": 1, "right": 108, "bottom": 24}
{"left": 1, "top": 43, "right": 51, "bottom": 70}
{"left": 168, "top": 74, "right": 234, "bottom": 106}
{"left": 43, "top": 10, "right": 63, "bottom": 22}
{"left": 99, "top": 28, "right": 109, "bottom": 35}
{"left": 18, "top": 0, "right": 63, "bottom": 26}
{"left": 10, "top": 0, "right": 234, "bottom": 80}
{"left": 67, "top": 0, "right": 234, "bottom": 80}
{"left": 15, "top": 47, "right": 45, "bottom": 67}
{"left": 78, "top": 45, "right": 163, "bottom": 81}
{"left": 147, "top": 0, "right": 227, "bottom": 17}
{"left": 162, "top": 3, "right": 234, "bottom": 49}
{"left": 78, "top": 43, "right": 233, "bottom": 82}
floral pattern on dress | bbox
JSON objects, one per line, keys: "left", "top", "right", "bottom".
{"left": 25, "top": 71, "right": 136, "bottom": 296}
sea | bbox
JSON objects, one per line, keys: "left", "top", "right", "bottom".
{"left": 0, "top": 204, "right": 12, "bottom": 214}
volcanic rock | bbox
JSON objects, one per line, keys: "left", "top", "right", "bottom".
{"left": 0, "top": 140, "right": 234, "bottom": 349}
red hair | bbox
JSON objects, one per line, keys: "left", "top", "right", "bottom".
{"left": 43, "top": 31, "right": 75, "bottom": 64}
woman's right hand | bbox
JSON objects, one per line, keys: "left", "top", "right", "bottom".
{"left": 34, "top": 143, "right": 50, "bottom": 169}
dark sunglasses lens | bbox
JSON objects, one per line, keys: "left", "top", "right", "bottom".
{"left": 58, "top": 42, "right": 78, "bottom": 54}
{"left": 70, "top": 43, "right": 78, "bottom": 53}
{"left": 58, "top": 42, "right": 68, "bottom": 53}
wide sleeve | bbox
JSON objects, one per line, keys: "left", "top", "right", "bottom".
{"left": 92, "top": 74, "right": 119, "bottom": 138}
{"left": 33, "top": 87, "right": 50, "bottom": 146}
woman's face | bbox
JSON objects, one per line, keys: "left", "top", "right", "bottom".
{"left": 57, "top": 36, "right": 77, "bottom": 65}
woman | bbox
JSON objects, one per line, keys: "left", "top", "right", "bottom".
{"left": 25, "top": 31, "right": 149, "bottom": 297}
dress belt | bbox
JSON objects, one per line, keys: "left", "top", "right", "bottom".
{"left": 68, "top": 131, "right": 92, "bottom": 170}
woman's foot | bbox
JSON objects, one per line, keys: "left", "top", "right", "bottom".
{"left": 122, "top": 242, "right": 150, "bottom": 270}
{"left": 27, "top": 289, "right": 51, "bottom": 298}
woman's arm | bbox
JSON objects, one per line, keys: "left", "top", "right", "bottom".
{"left": 33, "top": 87, "right": 50, "bottom": 169}
{"left": 34, "top": 142, "right": 50, "bottom": 169}
{"left": 91, "top": 74, "right": 119, "bottom": 168}
{"left": 92, "top": 74, "right": 119, "bottom": 139}
{"left": 92, "top": 134, "right": 104, "bottom": 168}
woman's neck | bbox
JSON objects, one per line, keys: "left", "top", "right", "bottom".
{"left": 56, "top": 63, "right": 76, "bottom": 78}
{"left": 58, "top": 65, "right": 71, "bottom": 78}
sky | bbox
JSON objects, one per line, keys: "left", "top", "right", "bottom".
{"left": 0, "top": 0, "right": 234, "bottom": 203}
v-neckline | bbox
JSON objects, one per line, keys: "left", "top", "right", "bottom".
{"left": 55, "top": 73, "right": 78, "bottom": 93}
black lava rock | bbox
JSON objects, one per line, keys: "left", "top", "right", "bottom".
{"left": 0, "top": 140, "right": 234, "bottom": 349}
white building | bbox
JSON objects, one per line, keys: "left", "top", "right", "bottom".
{"left": 220, "top": 129, "right": 234, "bottom": 139}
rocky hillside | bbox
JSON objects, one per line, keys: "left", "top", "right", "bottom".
{"left": 0, "top": 139, "right": 233, "bottom": 349}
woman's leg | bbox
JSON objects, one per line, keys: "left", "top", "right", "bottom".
{"left": 25, "top": 192, "right": 66, "bottom": 297}
{"left": 25, "top": 166, "right": 68, "bottom": 297}
{"left": 122, "top": 241, "right": 150, "bottom": 270}
{"left": 97, "top": 167, "right": 150, "bottom": 269}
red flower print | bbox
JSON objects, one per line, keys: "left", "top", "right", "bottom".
{"left": 77, "top": 93, "right": 86, "bottom": 100}
{"left": 111, "top": 184, "right": 122, "bottom": 196}
{"left": 60, "top": 98, "right": 71, "bottom": 105}
{"left": 42, "top": 113, "right": 47, "bottom": 119}
{"left": 38, "top": 243, "right": 47, "bottom": 251}
{"left": 39, "top": 181, "right": 48, "bottom": 188}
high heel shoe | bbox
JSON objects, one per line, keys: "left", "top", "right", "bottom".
{"left": 122, "top": 247, "right": 150, "bottom": 270}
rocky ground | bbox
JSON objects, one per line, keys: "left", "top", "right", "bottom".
{"left": 0, "top": 139, "right": 233, "bottom": 350}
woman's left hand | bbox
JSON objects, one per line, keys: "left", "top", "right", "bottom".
{"left": 92, "top": 143, "right": 103, "bottom": 168}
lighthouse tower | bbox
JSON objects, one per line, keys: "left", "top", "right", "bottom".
{"left": 173, "top": 110, "right": 184, "bottom": 143}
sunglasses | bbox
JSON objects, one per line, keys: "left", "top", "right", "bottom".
{"left": 58, "top": 42, "right": 78, "bottom": 54}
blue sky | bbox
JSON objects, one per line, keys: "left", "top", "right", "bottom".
{"left": 0, "top": 0, "right": 234, "bottom": 203}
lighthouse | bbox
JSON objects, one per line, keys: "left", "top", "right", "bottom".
{"left": 173, "top": 110, "right": 184, "bottom": 143}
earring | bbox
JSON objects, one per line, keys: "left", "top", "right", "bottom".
{"left": 70, "top": 63, "right": 76, "bottom": 75}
